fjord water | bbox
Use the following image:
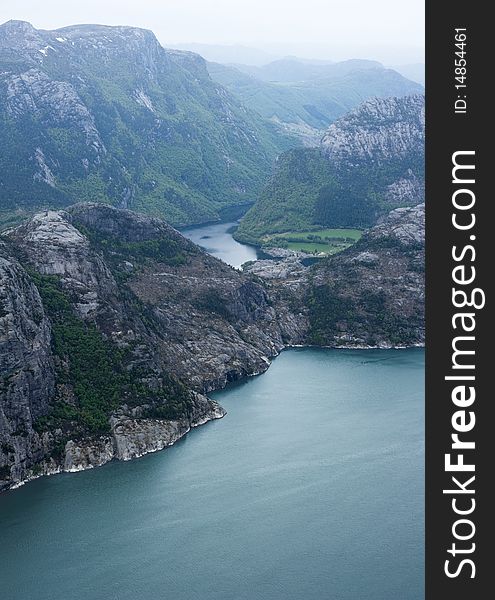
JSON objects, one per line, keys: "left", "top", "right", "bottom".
{"left": 182, "top": 221, "right": 258, "bottom": 268}
{"left": 0, "top": 348, "right": 424, "bottom": 600}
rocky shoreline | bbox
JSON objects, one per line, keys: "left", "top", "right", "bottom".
{"left": 10, "top": 397, "right": 225, "bottom": 490}
{"left": 0, "top": 203, "right": 424, "bottom": 492}
{"left": 7, "top": 341, "right": 425, "bottom": 492}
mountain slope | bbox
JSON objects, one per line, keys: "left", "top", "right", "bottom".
{"left": 307, "top": 203, "right": 425, "bottom": 346}
{"left": 208, "top": 58, "right": 423, "bottom": 141}
{"left": 0, "top": 203, "right": 306, "bottom": 490}
{"left": 0, "top": 21, "right": 292, "bottom": 226}
{"left": 0, "top": 201, "right": 424, "bottom": 490}
{"left": 235, "top": 95, "right": 425, "bottom": 243}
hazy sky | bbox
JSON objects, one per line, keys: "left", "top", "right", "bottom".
{"left": 0, "top": 0, "right": 424, "bottom": 64}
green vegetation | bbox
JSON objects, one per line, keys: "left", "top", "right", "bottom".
{"left": 237, "top": 146, "right": 424, "bottom": 244}
{"left": 0, "top": 209, "right": 31, "bottom": 231}
{"left": 192, "top": 289, "right": 231, "bottom": 320}
{"left": 235, "top": 148, "right": 336, "bottom": 244}
{"left": 208, "top": 60, "right": 423, "bottom": 132}
{"left": 235, "top": 95, "right": 424, "bottom": 244}
{"left": 74, "top": 224, "right": 191, "bottom": 280}
{"left": 308, "top": 284, "right": 422, "bottom": 346}
{"left": 0, "top": 26, "right": 294, "bottom": 226}
{"left": 31, "top": 272, "right": 192, "bottom": 434}
{"left": 314, "top": 180, "right": 376, "bottom": 229}
{"left": 262, "top": 228, "right": 362, "bottom": 255}
{"left": 307, "top": 285, "right": 354, "bottom": 345}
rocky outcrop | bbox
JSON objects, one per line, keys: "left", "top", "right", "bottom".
{"left": 307, "top": 204, "right": 425, "bottom": 347}
{"left": 0, "top": 20, "right": 287, "bottom": 224}
{"left": 59, "top": 393, "right": 225, "bottom": 472}
{"left": 320, "top": 95, "right": 425, "bottom": 166}
{"left": 0, "top": 204, "right": 306, "bottom": 491}
{"left": 244, "top": 204, "right": 425, "bottom": 348}
{"left": 243, "top": 248, "right": 310, "bottom": 284}
{"left": 236, "top": 94, "right": 425, "bottom": 242}
{"left": 0, "top": 202, "right": 424, "bottom": 491}
{"left": 110, "top": 394, "right": 225, "bottom": 462}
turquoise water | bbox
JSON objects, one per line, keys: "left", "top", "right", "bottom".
{"left": 0, "top": 348, "right": 424, "bottom": 600}
{"left": 181, "top": 221, "right": 259, "bottom": 268}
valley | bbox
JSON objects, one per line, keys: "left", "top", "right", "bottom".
{"left": 208, "top": 57, "right": 423, "bottom": 142}
{"left": 0, "top": 6, "right": 426, "bottom": 600}
{"left": 258, "top": 227, "right": 362, "bottom": 255}
{"left": 0, "top": 21, "right": 423, "bottom": 234}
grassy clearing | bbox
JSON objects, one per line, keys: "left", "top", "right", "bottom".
{"left": 262, "top": 228, "right": 362, "bottom": 255}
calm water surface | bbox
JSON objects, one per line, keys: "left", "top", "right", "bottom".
{"left": 0, "top": 348, "right": 424, "bottom": 600}
{"left": 181, "top": 221, "right": 258, "bottom": 268}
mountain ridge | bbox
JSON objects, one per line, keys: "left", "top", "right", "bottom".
{"left": 0, "top": 20, "right": 293, "bottom": 226}
{"left": 207, "top": 57, "right": 423, "bottom": 141}
{"left": 235, "top": 94, "right": 425, "bottom": 243}
{"left": 0, "top": 201, "right": 424, "bottom": 490}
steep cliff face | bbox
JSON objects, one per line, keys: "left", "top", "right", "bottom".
{"left": 0, "top": 243, "right": 56, "bottom": 485}
{"left": 0, "top": 20, "right": 290, "bottom": 226}
{"left": 307, "top": 203, "right": 425, "bottom": 347}
{"left": 243, "top": 203, "right": 425, "bottom": 348}
{"left": 0, "top": 204, "right": 306, "bottom": 490}
{"left": 0, "top": 202, "right": 424, "bottom": 491}
{"left": 236, "top": 95, "right": 425, "bottom": 243}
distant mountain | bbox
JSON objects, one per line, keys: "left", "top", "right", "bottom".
{"left": 390, "top": 63, "right": 425, "bottom": 86}
{"left": 0, "top": 21, "right": 293, "bottom": 226}
{"left": 170, "top": 43, "right": 279, "bottom": 67}
{"left": 208, "top": 58, "right": 423, "bottom": 143}
{"left": 235, "top": 95, "right": 425, "bottom": 243}
{"left": 230, "top": 57, "right": 381, "bottom": 82}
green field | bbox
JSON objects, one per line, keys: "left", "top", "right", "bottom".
{"left": 262, "top": 228, "right": 362, "bottom": 255}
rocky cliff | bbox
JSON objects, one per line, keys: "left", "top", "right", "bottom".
{"left": 0, "top": 203, "right": 306, "bottom": 490}
{"left": 319, "top": 95, "right": 425, "bottom": 166}
{"left": 0, "top": 20, "right": 291, "bottom": 227}
{"left": 244, "top": 203, "right": 425, "bottom": 347}
{"left": 0, "top": 201, "right": 423, "bottom": 491}
{"left": 235, "top": 95, "right": 425, "bottom": 243}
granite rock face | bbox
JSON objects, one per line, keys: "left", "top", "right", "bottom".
{"left": 320, "top": 95, "right": 425, "bottom": 166}
{"left": 0, "top": 202, "right": 424, "bottom": 491}
{"left": 0, "top": 243, "right": 57, "bottom": 486}
{"left": 0, "top": 20, "right": 288, "bottom": 224}
{"left": 307, "top": 204, "right": 425, "bottom": 347}
{"left": 0, "top": 204, "right": 306, "bottom": 490}
{"left": 318, "top": 94, "right": 425, "bottom": 214}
